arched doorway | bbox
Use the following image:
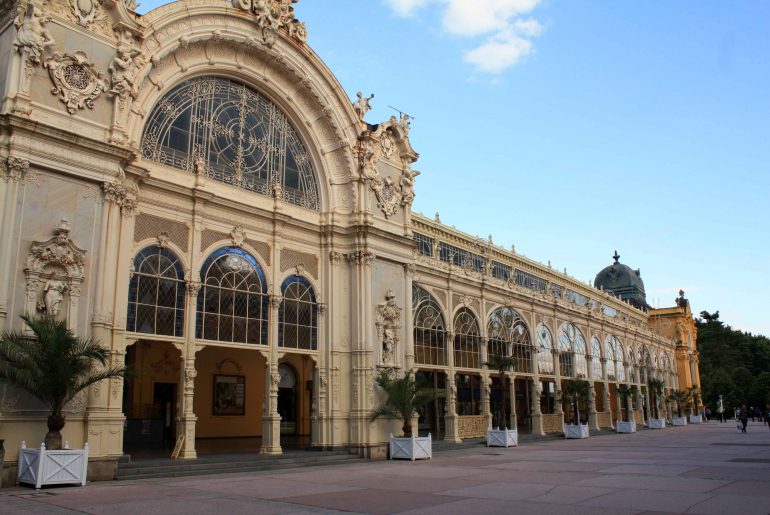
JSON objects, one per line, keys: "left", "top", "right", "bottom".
{"left": 277, "top": 363, "right": 298, "bottom": 435}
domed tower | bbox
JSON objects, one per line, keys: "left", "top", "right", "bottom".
{"left": 594, "top": 251, "right": 650, "bottom": 311}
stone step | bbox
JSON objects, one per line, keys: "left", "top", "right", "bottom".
{"left": 116, "top": 452, "right": 362, "bottom": 480}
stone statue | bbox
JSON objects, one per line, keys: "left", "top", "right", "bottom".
{"left": 13, "top": 3, "right": 54, "bottom": 64}
{"left": 400, "top": 167, "right": 420, "bottom": 206}
{"left": 353, "top": 92, "right": 374, "bottom": 121}
{"left": 382, "top": 327, "right": 395, "bottom": 365}
{"left": 109, "top": 31, "right": 142, "bottom": 100}
{"left": 399, "top": 113, "right": 412, "bottom": 134}
{"left": 38, "top": 280, "right": 67, "bottom": 317}
{"left": 676, "top": 289, "right": 687, "bottom": 308}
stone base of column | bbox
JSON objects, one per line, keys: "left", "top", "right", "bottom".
{"left": 261, "top": 415, "right": 282, "bottom": 455}
{"left": 588, "top": 409, "right": 600, "bottom": 431}
{"left": 84, "top": 411, "right": 125, "bottom": 458}
{"left": 178, "top": 415, "right": 197, "bottom": 459}
{"left": 531, "top": 413, "right": 545, "bottom": 436}
{"left": 444, "top": 414, "right": 461, "bottom": 443}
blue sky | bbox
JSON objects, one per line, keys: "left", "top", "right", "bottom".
{"left": 137, "top": 1, "right": 770, "bottom": 336}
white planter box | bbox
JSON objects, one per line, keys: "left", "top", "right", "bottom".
{"left": 389, "top": 433, "right": 431, "bottom": 460}
{"left": 689, "top": 415, "right": 702, "bottom": 424}
{"left": 486, "top": 428, "right": 518, "bottom": 447}
{"left": 616, "top": 420, "right": 636, "bottom": 433}
{"left": 648, "top": 418, "right": 666, "bottom": 429}
{"left": 672, "top": 416, "right": 688, "bottom": 426}
{"left": 564, "top": 424, "right": 590, "bottom": 439}
{"left": 17, "top": 442, "right": 88, "bottom": 489}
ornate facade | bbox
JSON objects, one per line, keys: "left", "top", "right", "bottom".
{"left": 0, "top": 0, "right": 701, "bottom": 481}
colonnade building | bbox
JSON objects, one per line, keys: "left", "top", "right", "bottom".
{"left": 0, "top": 0, "right": 701, "bottom": 478}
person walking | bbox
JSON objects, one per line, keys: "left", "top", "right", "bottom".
{"left": 717, "top": 398, "right": 725, "bottom": 423}
{"left": 739, "top": 405, "right": 748, "bottom": 433}
{"left": 705, "top": 406, "right": 712, "bottom": 421}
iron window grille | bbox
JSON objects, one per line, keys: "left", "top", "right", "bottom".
{"left": 437, "top": 242, "right": 485, "bottom": 273}
{"left": 196, "top": 247, "right": 268, "bottom": 344}
{"left": 487, "top": 307, "right": 532, "bottom": 374}
{"left": 413, "top": 285, "right": 446, "bottom": 366}
{"left": 413, "top": 232, "right": 434, "bottom": 257}
{"left": 127, "top": 246, "right": 185, "bottom": 337}
{"left": 490, "top": 261, "right": 511, "bottom": 281}
{"left": 515, "top": 269, "right": 546, "bottom": 292}
{"left": 141, "top": 77, "right": 319, "bottom": 211}
{"left": 453, "top": 308, "right": 481, "bottom": 369}
{"left": 536, "top": 324, "right": 555, "bottom": 375}
{"left": 278, "top": 275, "right": 318, "bottom": 351}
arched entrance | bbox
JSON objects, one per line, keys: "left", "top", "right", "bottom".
{"left": 277, "top": 363, "right": 298, "bottom": 434}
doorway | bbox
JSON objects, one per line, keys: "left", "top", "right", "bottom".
{"left": 153, "top": 382, "right": 177, "bottom": 442}
{"left": 277, "top": 363, "right": 297, "bottom": 434}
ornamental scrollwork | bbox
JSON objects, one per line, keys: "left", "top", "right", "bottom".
{"left": 46, "top": 51, "right": 108, "bottom": 114}
{"left": 232, "top": 0, "right": 308, "bottom": 47}
{"left": 0, "top": 156, "right": 38, "bottom": 185}
{"left": 70, "top": 0, "right": 106, "bottom": 28}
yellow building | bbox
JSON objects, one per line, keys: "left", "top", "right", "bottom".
{"left": 0, "top": 0, "right": 701, "bottom": 482}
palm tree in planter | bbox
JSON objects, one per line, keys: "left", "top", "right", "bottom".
{"left": 616, "top": 384, "right": 638, "bottom": 433}
{"left": 668, "top": 389, "right": 692, "bottom": 426}
{"left": 483, "top": 354, "right": 516, "bottom": 428}
{"left": 0, "top": 315, "right": 127, "bottom": 450}
{"left": 562, "top": 379, "right": 590, "bottom": 438}
{"left": 372, "top": 368, "right": 435, "bottom": 460}
{"left": 647, "top": 379, "right": 666, "bottom": 428}
{"left": 483, "top": 354, "right": 518, "bottom": 447}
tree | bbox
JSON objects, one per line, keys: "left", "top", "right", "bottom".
{"left": 616, "top": 384, "right": 637, "bottom": 421}
{"left": 371, "top": 369, "right": 434, "bottom": 437}
{"left": 562, "top": 379, "right": 590, "bottom": 425}
{"left": 668, "top": 389, "right": 692, "bottom": 418}
{"left": 483, "top": 354, "right": 516, "bottom": 428}
{"left": 0, "top": 315, "right": 127, "bottom": 449}
{"left": 648, "top": 378, "right": 665, "bottom": 419}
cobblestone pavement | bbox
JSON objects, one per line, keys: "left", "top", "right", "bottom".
{"left": 2, "top": 420, "right": 769, "bottom": 514}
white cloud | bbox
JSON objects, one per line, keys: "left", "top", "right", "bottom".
{"left": 383, "top": 0, "right": 545, "bottom": 74}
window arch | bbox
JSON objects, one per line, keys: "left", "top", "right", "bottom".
{"left": 614, "top": 337, "right": 626, "bottom": 381}
{"left": 454, "top": 308, "right": 481, "bottom": 369}
{"left": 487, "top": 307, "right": 532, "bottom": 373}
{"left": 279, "top": 275, "right": 317, "bottom": 350}
{"left": 127, "top": 246, "right": 185, "bottom": 336}
{"left": 590, "top": 337, "right": 603, "bottom": 379}
{"left": 574, "top": 329, "right": 588, "bottom": 378}
{"left": 196, "top": 247, "right": 268, "bottom": 344}
{"left": 605, "top": 337, "right": 616, "bottom": 380}
{"left": 413, "top": 286, "right": 446, "bottom": 366}
{"left": 536, "top": 324, "right": 554, "bottom": 375}
{"left": 141, "top": 77, "right": 319, "bottom": 211}
{"left": 558, "top": 325, "right": 575, "bottom": 378}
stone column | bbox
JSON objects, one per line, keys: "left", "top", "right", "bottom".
{"left": 482, "top": 374, "right": 492, "bottom": 430}
{"left": 552, "top": 348, "right": 563, "bottom": 416}
{"left": 531, "top": 379, "right": 544, "bottom": 436}
{"left": 444, "top": 332, "right": 461, "bottom": 443}
{"left": 508, "top": 374, "right": 516, "bottom": 430}
{"left": 588, "top": 383, "right": 599, "bottom": 431}
{"left": 0, "top": 157, "right": 30, "bottom": 331}
{"left": 261, "top": 295, "right": 283, "bottom": 455}
{"left": 601, "top": 358, "right": 613, "bottom": 429}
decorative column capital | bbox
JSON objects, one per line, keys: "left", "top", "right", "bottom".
{"left": 317, "top": 302, "right": 327, "bottom": 316}
{"left": 0, "top": 156, "right": 36, "bottom": 184}
{"left": 329, "top": 251, "right": 345, "bottom": 266}
{"left": 269, "top": 294, "right": 283, "bottom": 311}
{"left": 186, "top": 281, "right": 202, "bottom": 297}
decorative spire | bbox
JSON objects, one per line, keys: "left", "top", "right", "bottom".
{"left": 612, "top": 250, "right": 620, "bottom": 264}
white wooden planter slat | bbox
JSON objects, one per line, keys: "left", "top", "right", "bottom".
{"left": 689, "top": 415, "right": 702, "bottom": 424}
{"left": 389, "top": 434, "right": 431, "bottom": 460}
{"left": 564, "top": 424, "right": 590, "bottom": 439}
{"left": 672, "top": 416, "right": 688, "bottom": 426}
{"left": 486, "top": 428, "right": 518, "bottom": 447}
{"left": 648, "top": 418, "right": 666, "bottom": 429}
{"left": 615, "top": 420, "right": 636, "bottom": 433}
{"left": 17, "top": 442, "right": 88, "bottom": 489}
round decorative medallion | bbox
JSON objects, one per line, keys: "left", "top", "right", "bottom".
{"left": 63, "top": 64, "right": 90, "bottom": 90}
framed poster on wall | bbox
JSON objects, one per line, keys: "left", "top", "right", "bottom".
{"left": 213, "top": 374, "right": 246, "bottom": 415}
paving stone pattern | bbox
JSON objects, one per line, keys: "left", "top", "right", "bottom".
{"left": 2, "top": 421, "right": 770, "bottom": 514}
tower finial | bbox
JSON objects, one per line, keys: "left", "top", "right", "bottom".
{"left": 612, "top": 250, "right": 620, "bottom": 264}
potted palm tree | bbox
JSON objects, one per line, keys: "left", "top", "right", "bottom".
{"left": 669, "top": 389, "right": 691, "bottom": 426}
{"left": 371, "top": 368, "right": 434, "bottom": 460}
{"left": 615, "top": 384, "right": 638, "bottom": 433}
{"left": 563, "top": 379, "right": 590, "bottom": 438}
{"left": 687, "top": 387, "right": 702, "bottom": 424}
{"left": 647, "top": 379, "right": 666, "bottom": 429}
{"left": 0, "top": 315, "right": 127, "bottom": 488}
{"left": 483, "top": 354, "right": 518, "bottom": 447}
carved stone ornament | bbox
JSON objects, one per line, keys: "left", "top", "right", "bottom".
{"left": 373, "top": 176, "right": 400, "bottom": 218}
{"left": 232, "top": 0, "right": 308, "bottom": 47}
{"left": 375, "top": 290, "right": 402, "bottom": 366}
{"left": 109, "top": 30, "right": 143, "bottom": 103}
{"left": 230, "top": 225, "right": 246, "bottom": 247}
{"left": 70, "top": 0, "right": 106, "bottom": 27}
{"left": 46, "top": 51, "right": 109, "bottom": 114}
{"left": 13, "top": 3, "right": 54, "bottom": 65}
{"left": 380, "top": 131, "right": 395, "bottom": 158}
{"left": 0, "top": 156, "right": 37, "bottom": 185}
{"left": 25, "top": 219, "right": 86, "bottom": 326}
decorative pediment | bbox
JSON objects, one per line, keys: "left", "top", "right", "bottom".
{"left": 26, "top": 219, "right": 86, "bottom": 279}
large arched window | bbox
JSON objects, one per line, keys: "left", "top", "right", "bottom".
{"left": 605, "top": 338, "right": 616, "bottom": 380}
{"left": 487, "top": 307, "right": 532, "bottom": 373}
{"left": 127, "top": 246, "right": 185, "bottom": 336}
{"left": 196, "top": 247, "right": 268, "bottom": 344}
{"left": 142, "top": 77, "right": 319, "bottom": 211}
{"left": 558, "top": 326, "right": 575, "bottom": 378}
{"left": 574, "top": 329, "right": 588, "bottom": 378}
{"left": 279, "top": 275, "right": 317, "bottom": 351}
{"left": 536, "top": 324, "right": 554, "bottom": 375}
{"left": 413, "top": 286, "right": 446, "bottom": 366}
{"left": 454, "top": 309, "right": 481, "bottom": 369}
{"left": 590, "top": 337, "right": 603, "bottom": 379}
{"left": 613, "top": 337, "right": 626, "bottom": 381}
